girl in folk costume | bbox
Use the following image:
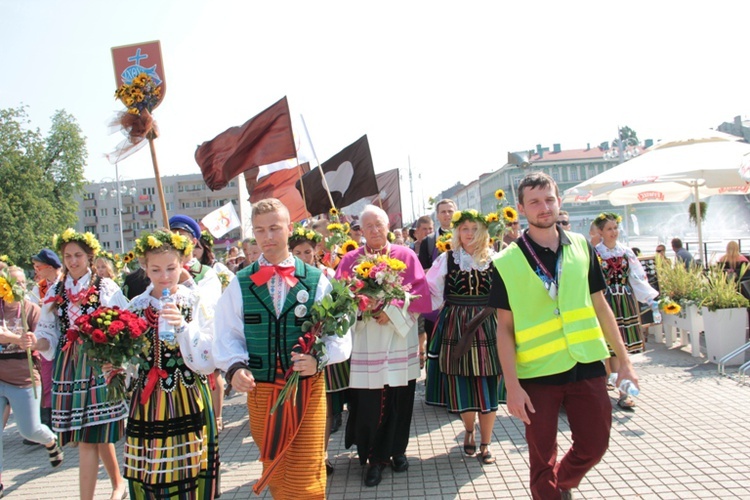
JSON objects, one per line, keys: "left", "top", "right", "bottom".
{"left": 124, "top": 230, "right": 219, "bottom": 499}
{"left": 425, "top": 210, "right": 504, "bottom": 464}
{"left": 22, "top": 229, "right": 129, "bottom": 500}
{"left": 593, "top": 213, "right": 659, "bottom": 410}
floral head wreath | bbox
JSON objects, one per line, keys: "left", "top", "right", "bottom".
{"left": 594, "top": 212, "right": 622, "bottom": 225}
{"left": 451, "top": 209, "right": 488, "bottom": 229}
{"left": 289, "top": 223, "right": 323, "bottom": 245}
{"left": 200, "top": 230, "right": 215, "bottom": 248}
{"left": 0, "top": 255, "right": 13, "bottom": 266}
{"left": 53, "top": 228, "right": 101, "bottom": 256}
{"left": 97, "top": 250, "right": 125, "bottom": 272}
{"left": 134, "top": 230, "right": 194, "bottom": 258}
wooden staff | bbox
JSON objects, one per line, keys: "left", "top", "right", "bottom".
{"left": 147, "top": 130, "right": 170, "bottom": 228}
{"left": 300, "top": 115, "right": 337, "bottom": 212}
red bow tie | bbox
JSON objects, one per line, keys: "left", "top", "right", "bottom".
{"left": 251, "top": 265, "right": 298, "bottom": 288}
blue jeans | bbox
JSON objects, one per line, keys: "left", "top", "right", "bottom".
{"left": 0, "top": 380, "right": 56, "bottom": 472}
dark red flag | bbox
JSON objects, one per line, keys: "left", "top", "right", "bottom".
{"left": 247, "top": 163, "right": 311, "bottom": 223}
{"left": 195, "top": 97, "right": 295, "bottom": 190}
{"left": 372, "top": 169, "right": 403, "bottom": 229}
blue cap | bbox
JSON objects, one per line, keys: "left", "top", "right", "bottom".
{"left": 169, "top": 214, "right": 201, "bottom": 240}
{"left": 31, "top": 248, "right": 62, "bottom": 269}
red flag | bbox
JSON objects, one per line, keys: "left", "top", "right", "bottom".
{"left": 195, "top": 97, "right": 295, "bottom": 190}
{"left": 372, "top": 169, "right": 403, "bottom": 229}
{"left": 249, "top": 163, "right": 311, "bottom": 222}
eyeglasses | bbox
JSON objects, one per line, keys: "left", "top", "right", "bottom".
{"left": 559, "top": 220, "right": 570, "bottom": 226}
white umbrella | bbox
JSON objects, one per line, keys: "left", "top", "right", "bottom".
{"left": 563, "top": 130, "right": 750, "bottom": 263}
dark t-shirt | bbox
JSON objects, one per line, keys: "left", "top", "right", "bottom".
{"left": 488, "top": 229, "right": 608, "bottom": 385}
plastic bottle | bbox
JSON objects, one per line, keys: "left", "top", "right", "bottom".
{"left": 650, "top": 301, "right": 662, "bottom": 324}
{"left": 608, "top": 372, "right": 640, "bottom": 397}
{"left": 159, "top": 289, "right": 175, "bottom": 342}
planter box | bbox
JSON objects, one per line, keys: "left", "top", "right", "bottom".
{"left": 701, "top": 306, "right": 749, "bottom": 365}
{"left": 659, "top": 303, "right": 703, "bottom": 357}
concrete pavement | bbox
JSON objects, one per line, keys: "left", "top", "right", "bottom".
{"left": 3, "top": 333, "right": 750, "bottom": 499}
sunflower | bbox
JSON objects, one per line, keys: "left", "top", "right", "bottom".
{"left": 664, "top": 302, "right": 682, "bottom": 315}
{"left": 341, "top": 239, "right": 359, "bottom": 253}
{"left": 502, "top": 206, "right": 518, "bottom": 222}
{"left": 485, "top": 212, "right": 499, "bottom": 223}
{"left": 495, "top": 189, "right": 505, "bottom": 201}
{"left": 444, "top": 241, "right": 452, "bottom": 251}
{"left": 451, "top": 212, "right": 462, "bottom": 223}
{"left": 329, "top": 208, "right": 339, "bottom": 217}
{"left": 171, "top": 233, "right": 186, "bottom": 249}
{"left": 0, "top": 277, "right": 13, "bottom": 303}
{"left": 354, "top": 261, "right": 374, "bottom": 278}
{"left": 387, "top": 258, "right": 406, "bottom": 272}
{"left": 436, "top": 241, "right": 446, "bottom": 253}
{"left": 327, "top": 223, "right": 344, "bottom": 233}
{"left": 123, "top": 251, "right": 135, "bottom": 264}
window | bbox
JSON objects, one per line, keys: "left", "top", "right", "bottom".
{"left": 114, "top": 223, "right": 120, "bottom": 232}
{"left": 101, "top": 225, "right": 109, "bottom": 233}
{"left": 100, "top": 208, "right": 108, "bottom": 217}
{"left": 84, "top": 225, "right": 96, "bottom": 233}
{"left": 570, "top": 167, "right": 580, "bottom": 182}
{"left": 142, "top": 187, "right": 155, "bottom": 195}
{"left": 84, "top": 192, "right": 95, "bottom": 200}
{"left": 178, "top": 185, "right": 184, "bottom": 193}
{"left": 102, "top": 241, "right": 111, "bottom": 249}
{"left": 163, "top": 185, "right": 174, "bottom": 194}
{"left": 115, "top": 241, "right": 121, "bottom": 249}
{"left": 166, "top": 202, "right": 174, "bottom": 210}
{"left": 84, "top": 208, "right": 96, "bottom": 218}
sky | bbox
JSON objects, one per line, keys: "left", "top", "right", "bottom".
{"left": 2, "top": 0, "right": 749, "bottom": 222}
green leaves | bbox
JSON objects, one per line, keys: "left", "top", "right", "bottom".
{"left": 0, "top": 106, "right": 87, "bottom": 266}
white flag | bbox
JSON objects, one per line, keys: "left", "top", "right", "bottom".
{"left": 202, "top": 202, "right": 241, "bottom": 238}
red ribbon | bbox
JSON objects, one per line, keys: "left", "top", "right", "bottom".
{"left": 105, "top": 367, "right": 126, "bottom": 385}
{"left": 250, "top": 265, "right": 298, "bottom": 288}
{"left": 140, "top": 366, "right": 168, "bottom": 404}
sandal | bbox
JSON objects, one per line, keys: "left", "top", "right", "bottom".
{"left": 617, "top": 395, "right": 636, "bottom": 410}
{"left": 463, "top": 429, "right": 476, "bottom": 456}
{"left": 46, "top": 440, "right": 64, "bottom": 468}
{"left": 478, "top": 443, "right": 496, "bottom": 465}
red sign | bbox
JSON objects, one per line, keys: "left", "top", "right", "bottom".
{"left": 637, "top": 191, "right": 665, "bottom": 201}
{"left": 621, "top": 176, "right": 658, "bottom": 187}
{"left": 111, "top": 41, "right": 166, "bottom": 109}
{"left": 718, "top": 185, "right": 750, "bottom": 194}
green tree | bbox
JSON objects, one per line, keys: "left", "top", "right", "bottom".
{"left": 0, "top": 106, "right": 87, "bottom": 267}
{"left": 618, "top": 126, "right": 639, "bottom": 147}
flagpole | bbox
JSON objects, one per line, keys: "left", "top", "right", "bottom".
{"left": 147, "top": 131, "right": 170, "bottom": 227}
{"left": 299, "top": 115, "right": 337, "bottom": 211}
{"left": 296, "top": 162, "right": 309, "bottom": 218}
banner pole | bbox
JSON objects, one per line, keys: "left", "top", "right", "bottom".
{"left": 300, "top": 115, "right": 336, "bottom": 211}
{"left": 147, "top": 132, "right": 170, "bottom": 228}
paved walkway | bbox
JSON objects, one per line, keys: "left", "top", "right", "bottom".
{"left": 3, "top": 334, "right": 750, "bottom": 499}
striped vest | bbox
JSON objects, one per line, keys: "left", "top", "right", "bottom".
{"left": 493, "top": 231, "right": 609, "bottom": 379}
{"left": 236, "top": 258, "right": 321, "bottom": 383}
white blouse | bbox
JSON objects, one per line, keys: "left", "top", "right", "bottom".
{"left": 426, "top": 248, "right": 496, "bottom": 311}
{"left": 595, "top": 242, "right": 659, "bottom": 303}
{"left": 128, "top": 283, "right": 216, "bottom": 375}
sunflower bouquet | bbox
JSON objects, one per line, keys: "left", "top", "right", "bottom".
{"left": 66, "top": 306, "right": 148, "bottom": 402}
{"left": 435, "top": 232, "right": 453, "bottom": 254}
{"left": 485, "top": 189, "right": 518, "bottom": 240}
{"left": 114, "top": 73, "right": 163, "bottom": 116}
{"left": 351, "top": 254, "right": 419, "bottom": 320}
{"left": 321, "top": 208, "right": 359, "bottom": 267}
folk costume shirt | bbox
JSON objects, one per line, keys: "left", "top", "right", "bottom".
{"left": 595, "top": 242, "right": 659, "bottom": 304}
{"left": 213, "top": 254, "right": 351, "bottom": 372}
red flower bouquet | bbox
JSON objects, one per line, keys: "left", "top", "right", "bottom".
{"left": 67, "top": 306, "right": 148, "bottom": 402}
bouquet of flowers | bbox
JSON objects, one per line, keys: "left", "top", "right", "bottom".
{"left": 270, "top": 277, "right": 359, "bottom": 413}
{"left": 435, "top": 232, "right": 453, "bottom": 254}
{"left": 217, "top": 271, "right": 231, "bottom": 290}
{"left": 115, "top": 73, "right": 162, "bottom": 116}
{"left": 66, "top": 306, "right": 148, "bottom": 402}
{"left": 321, "top": 208, "right": 359, "bottom": 267}
{"left": 352, "top": 254, "right": 418, "bottom": 320}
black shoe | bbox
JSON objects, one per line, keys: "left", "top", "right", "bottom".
{"left": 331, "top": 412, "right": 342, "bottom": 433}
{"left": 325, "top": 459, "right": 334, "bottom": 476}
{"left": 391, "top": 455, "right": 409, "bottom": 472}
{"left": 364, "top": 463, "right": 386, "bottom": 487}
{"left": 560, "top": 489, "right": 574, "bottom": 499}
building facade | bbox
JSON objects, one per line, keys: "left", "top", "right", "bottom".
{"left": 76, "top": 173, "right": 243, "bottom": 253}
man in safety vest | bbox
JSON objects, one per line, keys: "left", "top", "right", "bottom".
{"left": 490, "top": 172, "right": 639, "bottom": 500}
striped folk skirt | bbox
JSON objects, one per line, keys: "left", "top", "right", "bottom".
{"left": 51, "top": 342, "right": 127, "bottom": 445}
{"left": 248, "top": 373, "right": 327, "bottom": 500}
{"left": 425, "top": 303, "right": 504, "bottom": 413}
{"left": 605, "top": 286, "right": 644, "bottom": 354}
{"left": 125, "top": 376, "right": 219, "bottom": 500}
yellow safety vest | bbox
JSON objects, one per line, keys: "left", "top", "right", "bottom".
{"left": 493, "top": 232, "right": 609, "bottom": 379}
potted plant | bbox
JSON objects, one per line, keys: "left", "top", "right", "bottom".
{"left": 700, "top": 265, "right": 750, "bottom": 364}
{"left": 655, "top": 256, "right": 707, "bottom": 354}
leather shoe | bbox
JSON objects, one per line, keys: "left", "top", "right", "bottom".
{"left": 364, "top": 463, "right": 386, "bottom": 487}
{"left": 391, "top": 455, "right": 409, "bottom": 472}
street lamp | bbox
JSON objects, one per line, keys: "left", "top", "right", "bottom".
{"left": 99, "top": 166, "right": 137, "bottom": 253}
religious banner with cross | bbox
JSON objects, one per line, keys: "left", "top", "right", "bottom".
{"left": 111, "top": 40, "right": 166, "bottom": 109}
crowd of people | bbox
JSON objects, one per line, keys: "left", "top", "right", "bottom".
{"left": 2, "top": 171, "right": 749, "bottom": 499}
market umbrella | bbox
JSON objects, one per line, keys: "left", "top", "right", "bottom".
{"left": 563, "top": 130, "right": 750, "bottom": 263}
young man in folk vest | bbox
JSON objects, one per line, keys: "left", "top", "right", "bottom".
{"left": 490, "top": 172, "right": 639, "bottom": 500}
{"left": 213, "top": 198, "right": 350, "bottom": 499}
